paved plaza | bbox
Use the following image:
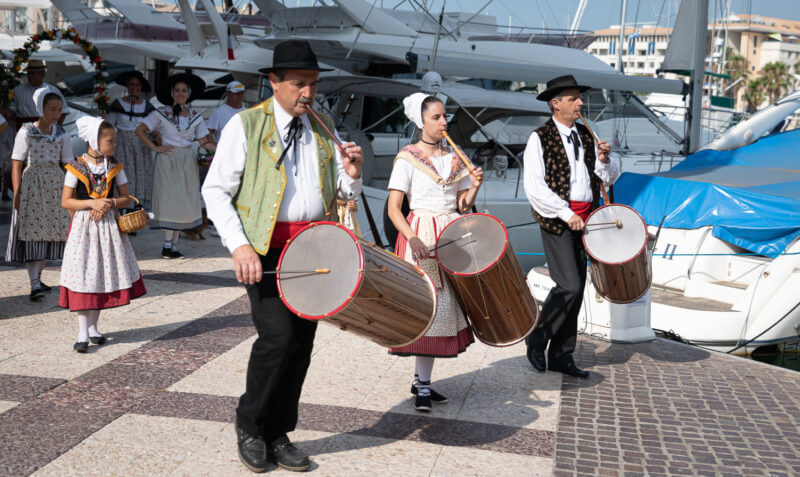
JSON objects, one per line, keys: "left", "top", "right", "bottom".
{"left": 1, "top": 203, "right": 799, "bottom": 477}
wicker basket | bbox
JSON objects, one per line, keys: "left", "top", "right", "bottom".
{"left": 117, "top": 195, "right": 148, "bottom": 234}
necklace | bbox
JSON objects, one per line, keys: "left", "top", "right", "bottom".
{"left": 87, "top": 152, "right": 103, "bottom": 159}
{"left": 82, "top": 155, "right": 109, "bottom": 194}
{"left": 420, "top": 137, "right": 437, "bottom": 145}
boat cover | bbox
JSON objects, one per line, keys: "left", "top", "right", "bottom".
{"left": 614, "top": 129, "right": 800, "bottom": 257}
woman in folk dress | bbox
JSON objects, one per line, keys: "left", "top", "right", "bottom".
{"left": 386, "top": 93, "right": 483, "bottom": 412}
{"left": 135, "top": 73, "right": 216, "bottom": 259}
{"left": 106, "top": 70, "right": 155, "bottom": 207}
{"left": 5, "top": 86, "right": 71, "bottom": 300}
{"left": 60, "top": 116, "right": 146, "bottom": 353}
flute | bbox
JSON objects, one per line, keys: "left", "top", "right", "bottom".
{"left": 297, "top": 97, "right": 348, "bottom": 158}
{"left": 441, "top": 130, "right": 482, "bottom": 181}
{"left": 576, "top": 111, "right": 612, "bottom": 205}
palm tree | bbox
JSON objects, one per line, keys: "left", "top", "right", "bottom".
{"left": 744, "top": 77, "right": 767, "bottom": 111}
{"left": 726, "top": 51, "right": 748, "bottom": 103}
{"left": 761, "top": 61, "right": 791, "bottom": 103}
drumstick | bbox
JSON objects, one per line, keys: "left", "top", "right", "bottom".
{"left": 577, "top": 111, "right": 612, "bottom": 205}
{"left": 297, "top": 97, "right": 349, "bottom": 158}
{"left": 441, "top": 130, "right": 482, "bottom": 181}
{"left": 586, "top": 220, "right": 622, "bottom": 229}
{"left": 264, "top": 269, "right": 330, "bottom": 275}
{"left": 429, "top": 232, "right": 473, "bottom": 252}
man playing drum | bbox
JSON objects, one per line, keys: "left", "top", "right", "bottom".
{"left": 522, "top": 75, "right": 619, "bottom": 378}
{"left": 202, "top": 40, "right": 363, "bottom": 473}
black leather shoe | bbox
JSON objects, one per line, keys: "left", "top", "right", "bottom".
{"left": 73, "top": 341, "right": 89, "bottom": 353}
{"left": 29, "top": 288, "right": 45, "bottom": 301}
{"left": 235, "top": 424, "right": 269, "bottom": 473}
{"left": 411, "top": 384, "right": 448, "bottom": 403}
{"left": 526, "top": 341, "right": 547, "bottom": 372}
{"left": 270, "top": 435, "right": 311, "bottom": 472}
{"left": 548, "top": 358, "right": 589, "bottom": 378}
{"left": 89, "top": 335, "right": 106, "bottom": 345}
{"left": 39, "top": 282, "right": 52, "bottom": 292}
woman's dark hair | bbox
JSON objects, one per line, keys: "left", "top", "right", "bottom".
{"left": 420, "top": 95, "right": 443, "bottom": 124}
{"left": 98, "top": 121, "right": 115, "bottom": 138}
{"left": 42, "top": 92, "right": 62, "bottom": 109}
{"left": 172, "top": 80, "right": 189, "bottom": 118}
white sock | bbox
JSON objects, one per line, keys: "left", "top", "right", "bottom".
{"left": 77, "top": 312, "right": 90, "bottom": 343}
{"left": 163, "top": 240, "right": 172, "bottom": 249}
{"left": 26, "top": 262, "right": 40, "bottom": 289}
{"left": 171, "top": 231, "right": 180, "bottom": 250}
{"left": 36, "top": 260, "right": 46, "bottom": 284}
{"left": 87, "top": 310, "right": 102, "bottom": 338}
{"left": 415, "top": 356, "right": 435, "bottom": 384}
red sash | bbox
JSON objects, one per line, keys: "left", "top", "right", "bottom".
{"left": 270, "top": 221, "right": 311, "bottom": 250}
{"left": 569, "top": 201, "right": 592, "bottom": 222}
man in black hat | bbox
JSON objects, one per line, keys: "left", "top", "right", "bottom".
{"left": 202, "top": 40, "right": 363, "bottom": 473}
{"left": 522, "top": 75, "right": 619, "bottom": 378}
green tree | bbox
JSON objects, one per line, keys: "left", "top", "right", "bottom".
{"left": 761, "top": 61, "right": 791, "bottom": 103}
{"left": 744, "top": 77, "right": 767, "bottom": 111}
{"left": 726, "top": 51, "right": 748, "bottom": 92}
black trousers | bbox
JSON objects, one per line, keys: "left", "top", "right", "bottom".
{"left": 236, "top": 248, "right": 318, "bottom": 441}
{"left": 527, "top": 227, "right": 587, "bottom": 363}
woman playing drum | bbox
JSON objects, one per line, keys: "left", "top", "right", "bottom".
{"left": 386, "top": 93, "right": 483, "bottom": 412}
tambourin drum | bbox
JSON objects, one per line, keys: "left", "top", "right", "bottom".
{"left": 582, "top": 204, "right": 652, "bottom": 304}
{"left": 277, "top": 222, "right": 437, "bottom": 348}
{"left": 435, "top": 213, "right": 539, "bottom": 347}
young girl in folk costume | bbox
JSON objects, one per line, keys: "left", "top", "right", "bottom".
{"left": 60, "top": 116, "right": 146, "bottom": 353}
{"left": 5, "top": 86, "right": 72, "bottom": 301}
{"left": 386, "top": 93, "right": 484, "bottom": 412}
{"left": 134, "top": 73, "right": 216, "bottom": 259}
{"left": 106, "top": 70, "right": 156, "bottom": 207}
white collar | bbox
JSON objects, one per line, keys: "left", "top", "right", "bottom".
{"left": 273, "top": 99, "right": 310, "bottom": 134}
{"left": 552, "top": 116, "right": 578, "bottom": 137}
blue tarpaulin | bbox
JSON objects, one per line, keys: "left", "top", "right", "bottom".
{"left": 613, "top": 129, "right": 800, "bottom": 257}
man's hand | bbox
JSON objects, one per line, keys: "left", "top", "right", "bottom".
{"left": 567, "top": 214, "right": 585, "bottom": 231}
{"left": 597, "top": 139, "right": 611, "bottom": 163}
{"left": 340, "top": 141, "right": 363, "bottom": 179}
{"left": 233, "top": 244, "right": 262, "bottom": 285}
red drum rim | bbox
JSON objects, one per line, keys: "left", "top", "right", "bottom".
{"left": 436, "top": 213, "right": 509, "bottom": 277}
{"left": 582, "top": 204, "right": 647, "bottom": 265}
{"left": 277, "top": 221, "right": 365, "bottom": 320}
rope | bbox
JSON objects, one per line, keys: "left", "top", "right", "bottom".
{"left": 513, "top": 252, "right": 800, "bottom": 257}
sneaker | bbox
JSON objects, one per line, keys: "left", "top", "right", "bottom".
{"left": 29, "top": 288, "right": 45, "bottom": 301}
{"left": 270, "top": 435, "right": 311, "bottom": 472}
{"left": 161, "top": 246, "right": 173, "bottom": 259}
{"left": 414, "top": 390, "right": 432, "bottom": 412}
{"left": 411, "top": 383, "right": 448, "bottom": 403}
{"left": 169, "top": 249, "right": 184, "bottom": 259}
{"left": 73, "top": 341, "right": 89, "bottom": 353}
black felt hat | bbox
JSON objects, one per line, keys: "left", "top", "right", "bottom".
{"left": 156, "top": 73, "right": 206, "bottom": 105}
{"left": 114, "top": 70, "right": 152, "bottom": 93}
{"left": 258, "top": 40, "right": 333, "bottom": 75}
{"left": 536, "top": 75, "right": 592, "bottom": 102}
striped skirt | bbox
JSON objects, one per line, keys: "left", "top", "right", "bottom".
{"left": 5, "top": 209, "right": 65, "bottom": 263}
{"left": 389, "top": 210, "right": 474, "bottom": 357}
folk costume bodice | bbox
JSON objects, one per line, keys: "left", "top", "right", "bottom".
{"left": 390, "top": 144, "right": 471, "bottom": 213}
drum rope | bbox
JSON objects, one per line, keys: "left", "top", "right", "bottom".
{"left": 361, "top": 272, "right": 433, "bottom": 322}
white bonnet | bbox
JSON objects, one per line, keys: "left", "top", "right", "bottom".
{"left": 32, "top": 85, "right": 65, "bottom": 117}
{"left": 402, "top": 92, "right": 430, "bottom": 129}
{"left": 76, "top": 116, "right": 108, "bottom": 152}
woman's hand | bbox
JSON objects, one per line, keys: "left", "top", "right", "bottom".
{"left": 470, "top": 166, "right": 484, "bottom": 188}
{"left": 156, "top": 144, "right": 174, "bottom": 154}
{"left": 91, "top": 198, "right": 113, "bottom": 217}
{"left": 408, "top": 237, "right": 430, "bottom": 261}
{"left": 90, "top": 210, "right": 105, "bottom": 222}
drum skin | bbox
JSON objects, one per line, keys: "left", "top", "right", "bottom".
{"left": 583, "top": 204, "right": 652, "bottom": 304}
{"left": 436, "top": 214, "right": 539, "bottom": 347}
{"left": 278, "top": 222, "right": 437, "bottom": 348}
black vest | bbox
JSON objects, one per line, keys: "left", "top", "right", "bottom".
{"left": 531, "top": 118, "right": 602, "bottom": 234}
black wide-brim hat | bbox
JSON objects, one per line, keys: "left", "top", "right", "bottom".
{"left": 536, "top": 74, "right": 592, "bottom": 102}
{"left": 114, "top": 70, "right": 152, "bottom": 93}
{"left": 156, "top": 73, "right": 206, "bottom": 105}
{"left": 258, "top": 40, "right": 333, "bottom": 75}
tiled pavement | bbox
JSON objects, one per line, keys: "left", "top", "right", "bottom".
{"left": 1, "top": 203, "right": 799, "bottom": 476}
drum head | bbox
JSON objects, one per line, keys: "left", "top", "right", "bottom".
{"left": 278, "top": 222, "right": 363, "bottom": 319}
{"left": 436, "top": 214, "right": 508, "bottom": 276}
{"left": 583, "top": 205, "right": 647, "bottom": 264}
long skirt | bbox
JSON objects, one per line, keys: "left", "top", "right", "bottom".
{"left": 149, "top": 146, "right": 203, "bottom": 231}
{"left": 5, "top": 163, "right": 69, "bottom": 263}
{"left": 116, "top": 129, "right": 153, "bottom": 207}
{"left": 389, "top": 210, "right": 474, "bottom": 357}
{"left": 59, "top": 209, "right": 146, "bottom": 311}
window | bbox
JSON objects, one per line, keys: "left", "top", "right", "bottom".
{"left": 753, "top": 35, "right": 758, "bottom": 47}
{"left": 609, "top": 39, "right": 616, "bottom": 55}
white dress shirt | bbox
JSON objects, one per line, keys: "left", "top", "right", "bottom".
{"left": 142, "top": 109, "right": 210, "bottom": 148}
{"left": 523, "top": 117, "right": 619, "bottom": 223}
{"left": 202, "top": 100, "right": 362, "bottom": 254}
{"left": 107, "top": 99, "right": 148, "bottom": 131}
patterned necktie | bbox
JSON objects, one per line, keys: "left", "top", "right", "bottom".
{"left": 567, "top": 130, "right": 580, "bottom": 163}
{"left": 275, "top": 116, "right": 304, "bottom": 171}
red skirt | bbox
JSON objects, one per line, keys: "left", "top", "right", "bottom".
{"left": 59, "top": 275, "right": 147, "bottom": 311}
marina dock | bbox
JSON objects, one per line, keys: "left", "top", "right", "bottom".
{"left": 1, "top": 203, "right": 798, "bottom": 477}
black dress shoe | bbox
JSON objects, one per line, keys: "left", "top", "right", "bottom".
{"left": 270, "top": 435, "right": 311, "bottom": 472}
{"left": 73, "top": 341, "right": 89, "bottom": 353}
{"left": 548, "top": 358, "right": 590, "bottom": 378}
{"left": 235, "top": 423, "right": 270, "bottom": 473}
{"left": 526, "top": 341, "right": 547, "bottom": 372}
{"left": 89, "top": 335, "right": 106, "bottom": 345}
{"left": 39, "top": 282, "right": 52, "bottom": 292}
{"left": 411, "top": 384, "right": 448, "bottom": 403}
{"left": 29, "top": 288, "right": 45, "bottom": 301}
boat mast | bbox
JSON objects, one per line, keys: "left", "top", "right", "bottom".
{"left": 616, "top": 0, "right": 627, "bottom": 73}
{"left": 686, "top": 0, "right": 708, "bottom": 154}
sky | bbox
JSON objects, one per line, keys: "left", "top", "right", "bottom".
{"left": 288, "top": 0, "right": 800, "bottom": 33}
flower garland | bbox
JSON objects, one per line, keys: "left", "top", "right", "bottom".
{"left": 0, "top": 28, "right": 109, "bottom": 112}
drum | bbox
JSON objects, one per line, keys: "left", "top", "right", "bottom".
{"left": 583, "top": 204, "right": 651, "bottom": 304}
{"left": 278, "top": 222, "right": 437, "bottom": 348}
{"left": 435, "top": 213, "right": 539, "bottom": 347}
